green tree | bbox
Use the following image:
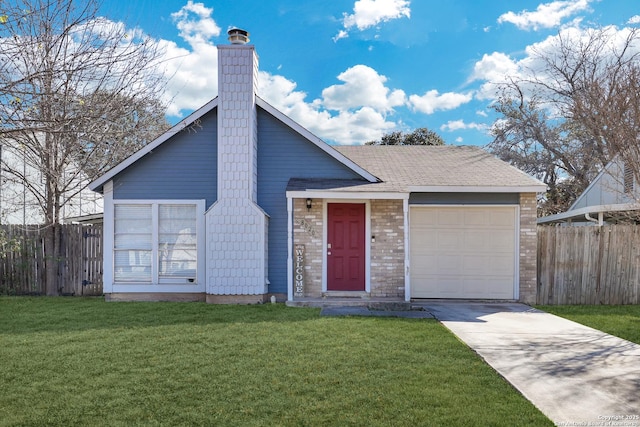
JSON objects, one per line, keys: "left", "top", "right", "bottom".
{"left": 366, "top": 127, "right": 446, "bottom": 146}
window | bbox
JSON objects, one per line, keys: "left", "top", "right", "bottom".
{"left": 115, "top": 205, "right": 152, "bottom": 282}
{"left": 113, "top": 201, "right": 201, "bottom": 284}
{"left": 159, "top": 204, "right": 197, "bottom": 280}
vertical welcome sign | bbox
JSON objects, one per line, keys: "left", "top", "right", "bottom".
{"left": 294, "top": 244, "right": 305, "bottom": 297}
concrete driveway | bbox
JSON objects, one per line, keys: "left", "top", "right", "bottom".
{"left": 420, "top": 301, "right": 640, "bottom": 426}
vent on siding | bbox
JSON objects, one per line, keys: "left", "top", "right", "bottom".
{"left": 624, "top": 160, "right": 634, "bottom": 194}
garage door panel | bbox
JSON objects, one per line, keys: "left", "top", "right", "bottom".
{"left": 491, "top": 255, "right": 515, "bottom": 274}
{"left": 461, "top": 254, "right": 493, "bottom": 274}
{"left": 436, "top": 254, "right": 464, "bottom": 273}
{"left": 411, "top": 210, "right": 438, "bottom": 226}
{"left": 410, "top": 206, "right": 517, "bottom": 299}
{"left": 490, "top": 233, "right": 515, "bottom": 252}
{"left": 463, "top": 230, "right": 493, "bottom": 251}
{"left": 411, "top": 276, "right": 463, "bottom": 298}
{"left": 437, "top": 209, "right": 464, "bottom": 225}
{"left": 490, "top": 210, "right": 516, "bottom": 226}
{"left": 436, "top": 230, "right": 463, "bottom": 250}
{"left": 464, "top": 209, "right": 491, "bottom": 226}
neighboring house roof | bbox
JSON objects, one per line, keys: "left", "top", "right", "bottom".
{"left": 89, "top": 96, "right": 378, "bottom": 193}
{"left": 537, "top": 202, "right": 640, "bottom": 225}
{"left": 538, "top": 155, "right": 639, "bottom": 224}
{"left": 291, "top": 145, "right": 545, "bottom": 192}
{"left": 63, "top": 213, "right": 104, "bottom": 224}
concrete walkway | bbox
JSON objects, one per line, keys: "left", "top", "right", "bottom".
{"left": 421, "top": 302, "right": 640, "bottom": 426}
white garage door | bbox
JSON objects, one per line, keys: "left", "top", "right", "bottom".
{"left": 410, "top": 206, "right": 517, "bottom": 299}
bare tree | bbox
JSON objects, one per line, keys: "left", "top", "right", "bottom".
{"left": 0, "top": 0, "right": 169, "bottom": 295}
{"left": 488, "top": 27, "right": 640, "bottom": 214}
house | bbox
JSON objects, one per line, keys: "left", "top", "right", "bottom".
{"left": 0, "top": 143, "right": 103, "bottom": 225}
{"left": 89, "top": 29, "right": 546, "bottom": 304}
{"left": 538, "top": 156, "right": 640, "bottom": 225}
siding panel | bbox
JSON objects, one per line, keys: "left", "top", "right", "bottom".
{"left": 257, "top": 108, "right": 364, "bottom": 294}
{"left": 113, "top": 110, "right": 218, "bottom": 208}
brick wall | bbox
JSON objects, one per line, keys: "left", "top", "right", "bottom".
{"left": 292, "top": 198, "right": 323, "bottom": 297}
{"left": 292, "top": 199, "right": 406, "bottom": 299}
{"left": 369, "top": 200, "right": 405, "bottom": 298}
{"left": 519, "top": 193, "right": 538, "bottom": 303}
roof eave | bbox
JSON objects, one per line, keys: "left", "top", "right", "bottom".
{"left": 408, "top": 185, "right": 547, "bottom": 193}
{"left": 537, "top": 202, "right": 640, "bottom": 224}
{"left": 286, "top": 190, "right": 408, "bottom": 200}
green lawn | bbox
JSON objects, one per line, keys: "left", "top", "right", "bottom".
{"left": 537, "top": 305, "right": 640, "bottom": 345}
{"left": 0, "top": 298, "right": 551, "bottom": 426}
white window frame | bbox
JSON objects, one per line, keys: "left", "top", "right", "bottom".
{"left": 107, "top": 198, "right": 206, "bottom": 293}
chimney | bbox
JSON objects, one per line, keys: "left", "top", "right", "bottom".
{"left": 216, "top": 28, "right": 258, "bottom": 202}
{"left": 206, "top": 28, "right": 269, "bottom": 300}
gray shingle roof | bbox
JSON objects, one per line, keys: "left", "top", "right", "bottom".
{"left": 287, "top": 145, "right": 545, "bottom": 194}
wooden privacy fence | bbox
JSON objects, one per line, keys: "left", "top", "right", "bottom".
{"left": 537, "top": 225, "right": 640, "bottom": 305}
{"left": 0, "top": 224, "right": 103, "bottom": 296}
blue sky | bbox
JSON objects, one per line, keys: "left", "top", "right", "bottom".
{"left": 100, "top": 0, "right": 640, "bottom": 146}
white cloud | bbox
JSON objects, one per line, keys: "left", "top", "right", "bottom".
{"left": 147, "top": 3, "right": 406, "bottom": 142}
{"left": 258, "top": 69, "right": 398, "bottom": 144}
{"left": 628, "top": 15, "right": 640, "bottom": 25}
{"left": 170, "top": 1, "right": 220, "bottom": 45}
{"left": 333, "top": 30, "right": 349, "bottom": 42}
{"left": 321, "top": 65, "right": 406, "bottom": 112}
{"left": 476, "top": 110, "right": 488, "bottom": 117}
{"left": 408, "top": 90, "right": 473, "bottom": 114}
{"left": 455, "top": 137, "right": 464, "bottom": 143}
{"left": 440, "top": 120, "right": 487, "bottom": 132}
{"left": 157, "top": 2, "right": 221, "bottom": 116}
{"left": 142, "top": 1, "right": 506, "bottom": 144}
{"left": 335, "top": 0, "right": 410, "bottom": 41}
{"left": 469, "top": 52, "right": 519, "bottom": 100}
{"left": 470, "top": 52, "right": 519, "bottom": 82}
{"left": 497, "top": 0, "right": 592, "bottom": 31}
{"left": 467, "top": 24, "right": 640, "bottom": 118}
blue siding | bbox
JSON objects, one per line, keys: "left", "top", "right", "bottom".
{"left": 113, "top": 110, "right": 218, "bottom": 208}
{"left": 257, "top": 108, "right": 363, "bottom": 294}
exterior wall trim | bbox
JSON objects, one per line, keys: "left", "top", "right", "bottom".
{"left": 403, "top": 198, "right": 410, "bottom": 302}
{"left": 514, "top": 205, "right": 521, "bottom": 300}
{"left": 286, "top": 196, "right": 294, "bottom": 301}
{"left": 103, "top": 181, "right": 114, "bottom": 294}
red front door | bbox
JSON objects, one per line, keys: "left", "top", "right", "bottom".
{"left": 327, "top": 203, "right": 365, "bottom": 291}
